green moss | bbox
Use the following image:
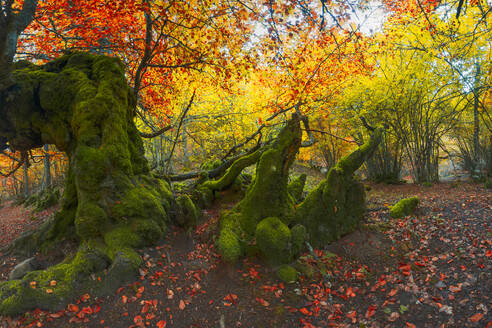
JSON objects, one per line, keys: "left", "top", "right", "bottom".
{"left": 193, "top": 185, "right": 214, "bottom": 209}
{"left": 276, "top": 265, "right": 297, "bottom": 283}
{"left": 288, "top": 173, "right": 307, "bottom": 203}
{"left": 294, "top": 128, "right": 383, "bottom": 247}
{"left": 104, "top": 226, "right": 142, "bottom": 249}
{"left": 255, "top": 217, "right": 291, "bottom": 264}
{"left": 484, "top": 179, "right": 491, "bottom": 189}
{"left": 112, "top": 187, "right": 166, "bottom": 225}
{"left": 175, "top": 194, "right": 200, "bottom": 228}
{"left": 132, "top": 219, "right": 163, "bottom": 245}
{"left": 200, "top": 159, "right": 222, "bottom": 171}
{"left": 390, "top": 196, "right": 419, "bottom": 218}
{"left": 75, "top": 201, "right": 108, "bottom": 238}
{"left": 216, "top": 116, "right": 302, "bottom": 266}
{"left": 217, "top": 228, "right": 242, "bottom": 262}
{"left": 0, "top": 52, "right": 174, "bottom": 315}
{"left": 290, "top": 224, "right": 306, "bottom": 255}
{"left": 200, "top": 149, "right": 262, "bottom": 193}
{"left": 0, "top": 247, "right": 109, "bottom": 316}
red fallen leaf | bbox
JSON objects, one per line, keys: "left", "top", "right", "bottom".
{"left": 80, "top": 293, "right": 90, "bottom": 302}
{"left": 346, "top": 310, "right": 357, "bottom": 323}
{"left": 157, "top": 320, "right": 167, "bottom": 328}
{"left": 449, "top": 285, "right": 461, "bottom": 293}
{"left": 179, "top": 300, "right": 185, "bottom": 310}
{"left": 193, "top": 272, "right": 201, "bottom": 281}
{"left": 122, "top": 295, "right": 128, "bottom": 304}
{"left": 49, "top": 313, "right": 63, "bottom": 318}
{"left": 93, "top": 304, "right": 101, "bottom": 313}
{"left": 406, "top": 323, "right": 416, "bottom": 328}
{"left": 469, "top": 313, "right": 484, "bottom": 322}
{"left": 346, "top": 287, "right": 355, "bottom": 298}
{"left": 485, "top": 250, "right": 492, "bottom": 258}
{"left": 256, "top": 297, "right": 270, "bottom": 307}
{"left": 224, "top": 294, "right": 238, "bottom": 302}
{"left": 138, "top": 286, "right": 145, "bottom": 294}
{"left": 399, "top": 263, "right": 411, "bottom": 276}
{"left": 300, "top": 307, "right": 310, "bottom": 315}
{"left": 76, "top": 306, "right": 93, "bottom": 319}
{"left": 365, "top": 305, "right": 377, "bottom": 319}
{"left": 414, "top": 262, "right": 426, "bottom": 267}
{"left": 388, "top": 289, "right": 398, "bottom": 297}
{"left": 134, "top": 315, "right": 144, "bottom": 327}
{"left": 141, "top": 303, "right": 150, "bottom": 313}
{"left": 67, "top": 304, "right": 79, "bottom": 312}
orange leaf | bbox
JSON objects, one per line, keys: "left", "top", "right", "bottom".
{"left": 469, "top": 313, "right": 484, "bottom": 322}
{"left": 300, "top": 307, "right": 310, "bottom": 315}
{"left": 134, "top": 315, "right": 144, "bottom": 326}
{"left": 67, "top": 304, "right": 79, "bottom": 312}
{"left": 157, "top": 320, "right": 167, "bottom": 328}
{"left": 46, "top": 288, "right": 53, "bottom": 294}
{"left": 406, "top": 323, "right": 416, "bottom": 328}
{"left": 179, "top": 300, "right": 185, "bottom": 310}
{"left": 122, "top": 295, "right": 128, "bottom": 304}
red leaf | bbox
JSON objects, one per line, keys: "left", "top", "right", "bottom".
{"left": 134, "top": 315, "right": 144, "bottom": 327}
{"left": 157, "top": 320, "right": 167, "bottom": 328}
{"left": 67, "top": 304, "right": 79, "bottom": 312}
{"left": 365, "top": 305, "right": 377, "bottom": 319}
{"left": 469, "top": 313, "right": 484, "bottom": 322}
{"left": 388, "top": 289, "right": 398, "bottom": 297}
{"left": 300, "top": 307, "right": 310, "bottom": 315}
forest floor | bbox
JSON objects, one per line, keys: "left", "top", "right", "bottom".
{"left": 0, "top": 181, "right": 491, "bottom": 328}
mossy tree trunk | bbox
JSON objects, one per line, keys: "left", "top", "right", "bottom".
{"left": 217, "top": 116, "right": 383, "bottom": 272}
{"left": 294, "top": 127, "right": 383, "bottom": 247}
{"left": 0, "top": 53, "right": 174, "bottom": 315}
{"left": 217, "top": 115, "right": 303, "bottom": 264}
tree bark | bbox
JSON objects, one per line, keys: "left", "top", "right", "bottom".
{"left": 0, "top": 52, "right": 175, "bottom": 315}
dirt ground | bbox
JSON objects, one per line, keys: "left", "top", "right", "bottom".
{"left": 0, "top": 182, "right": 491, "bottom": 328}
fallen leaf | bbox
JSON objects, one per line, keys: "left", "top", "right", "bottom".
{"left": 157, "top": 320, "right": 167, "bottom": 328}
{"left": 67, "top": 304, "right": 79, "bottom": 312}
{"left": 179, "top": 300, "right": 185, "bottom": 310}
{"left": 366, "top": 305, "right": 377, "bottom": 319}
{"left": 469, "top": 313, "right": 484, "bottom": 322}
{"left": 388, "top": 312, "right": 400, "bottom": 322}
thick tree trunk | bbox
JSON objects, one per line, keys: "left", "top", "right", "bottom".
{"left": 0, "top": 53, "right": 175, "bottom": 315}
{"left": 217, "top": 116, "right": 383, "bottom": 275}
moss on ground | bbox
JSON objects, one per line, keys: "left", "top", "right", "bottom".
{"left": 390, "top": 196, "right": 419, "bottom": 218}
{"left": 276, "top": 265, "right": 297, "bottom": 283}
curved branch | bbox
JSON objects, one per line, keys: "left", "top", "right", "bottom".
{"left": 167, "top": 143, "right": 263, "bottom": 182}
{"left": 139, "top": 125, "right": 172, "bottom": 138}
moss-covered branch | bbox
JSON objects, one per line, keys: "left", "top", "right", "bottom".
{"left": 217, "top": 115, "right": 304, "bottom": 270}
{"left": 294, "top": 127, "right": 384, "bottom": 247}
{"left": 200, "top": 148, "right": 262, "bottom": 192}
